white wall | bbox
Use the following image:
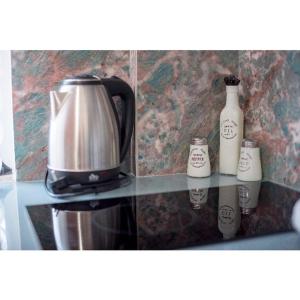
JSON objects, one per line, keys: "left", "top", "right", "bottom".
{"left": 0, "top": 50, "right": 15, "bottom": 177}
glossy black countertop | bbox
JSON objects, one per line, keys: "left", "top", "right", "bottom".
{"left": 27, "top": 181, "right": 300, "bottom": 250}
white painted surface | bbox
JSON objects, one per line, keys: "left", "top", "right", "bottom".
{"left": 0, "top": 51, "right": 15, "bottom": 178}
{"left": 0, "top": 182, "right": 20, "bottom": 249}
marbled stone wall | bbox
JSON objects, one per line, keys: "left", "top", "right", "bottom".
{"left": 239, "top": 51, "right": 300, "bottom": 189}
{"left": 12, "top": 50, "right": 238, "bottom": 180}
{"left": 137, "top": 51, "right": 239, "bottom": 176}
{"left": 11, "top": 51, "right": 132, "bottom": 180}
{"left": 11, "top": 50, "right": 300, "bottom": 187}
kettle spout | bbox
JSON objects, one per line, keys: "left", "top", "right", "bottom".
{"left": 50, "top": 91, "right": 66, "bottom": 118}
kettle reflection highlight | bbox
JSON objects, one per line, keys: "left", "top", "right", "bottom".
{"left": 218, "top": 185, "right": 241, "bottom": 240}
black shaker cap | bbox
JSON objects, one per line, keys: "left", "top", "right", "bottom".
{"left": 224, "top": 74, "right": 240, "bottom": 86}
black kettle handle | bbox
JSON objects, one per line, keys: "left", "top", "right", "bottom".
{"left": 102, "top": 76, "right": 135, "bottom": 163}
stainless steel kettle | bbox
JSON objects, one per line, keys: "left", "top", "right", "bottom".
{"left": 46, "top": 75, "right": 135, "bottom": 196}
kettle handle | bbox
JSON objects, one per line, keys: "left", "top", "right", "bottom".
{"left": 102, "top": 76, "right": 135, "bottom": 163}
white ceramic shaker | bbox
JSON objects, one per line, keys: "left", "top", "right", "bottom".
{"left": 237, "top": 139, "right": 262, "bottom": 181}
{"left": 187, "top": 138, "right": 211, "bottom": 178}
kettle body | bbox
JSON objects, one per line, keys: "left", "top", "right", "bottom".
{"left": 47, "top": 75, "right": 135, "bottom": 196}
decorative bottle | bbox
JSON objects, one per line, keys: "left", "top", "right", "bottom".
{"left": 219, "top": 75, "right": 244, "bottom": 175}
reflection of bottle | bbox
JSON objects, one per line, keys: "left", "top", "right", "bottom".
{"left": 189, "top": 189, "right": 208, "bottom": 210}
{"left": 220, "top": 75, "right": 244, "bottom": 175}
{"left": 238, "top": 181, "right": 261, "bottom": 215}
{"left": 186, "top": 175, "right": 211, "bottom": 190}
{"left": 218, "top": 185, "right": 241, "bottom": 239}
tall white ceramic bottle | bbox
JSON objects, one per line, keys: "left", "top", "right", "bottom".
{"left": 219, "top": 75, "right": 244, "bottom": 175}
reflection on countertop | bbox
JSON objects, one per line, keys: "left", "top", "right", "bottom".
{"left": 27, "top": 181, "right": 300, "bottom": 250}
{"left": 1, "top": 174, "right": 300, "bottom": 250}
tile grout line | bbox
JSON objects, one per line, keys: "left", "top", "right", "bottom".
{"left": 129, "top": 50, "right": 138, "bottom": 176}
{"left": 134, "top": 50, "right": 138, "bottom": 177}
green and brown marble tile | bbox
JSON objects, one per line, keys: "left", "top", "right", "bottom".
{"left": 136, "top": 50, "right": 239, "bottom": 176}
{"left": 239, "top": 51, "right": 300, "bottom": 189}
{"left": 11, "top": 50, "right": 300, "bottom": 189}
{"left": 11, "top": 50, "right": 131, "bottom": 180}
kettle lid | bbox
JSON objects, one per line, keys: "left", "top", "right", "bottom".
{"left": 61, "top": 74, "right": 102, "bottom": 85}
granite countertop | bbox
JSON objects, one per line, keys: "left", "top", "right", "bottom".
{"left": 0, "top": 173, "right": 300, "bottom": 250}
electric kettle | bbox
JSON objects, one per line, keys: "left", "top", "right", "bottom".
{"left": 45, "top": 75, "right": 135, "bottom": 197}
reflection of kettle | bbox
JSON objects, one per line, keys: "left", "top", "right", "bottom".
{"left": 238, "top": 181, "right": 261, "bottom": 215}
{"left": 218, "top": 186, "right": 241, "bottom": 240}
{"left": 52, "top": 198, "right": 136, "bottom": 250}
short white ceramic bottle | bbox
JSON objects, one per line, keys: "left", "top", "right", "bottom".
{"left": 220, "top": 75, "right": 244, "bottom": 175}
{"left": 187, "top": 137, "right": 211, "bottom": 178}
{"left": 237, "top": 139, "right": 262, "bottom": 181}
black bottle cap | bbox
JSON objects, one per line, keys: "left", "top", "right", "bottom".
{"left": 224, "top": 75, "right": 240, "bottom": 86}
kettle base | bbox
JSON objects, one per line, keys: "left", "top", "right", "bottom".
{"left": 45, "top": 167, "right": 130, "bottom": 198}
